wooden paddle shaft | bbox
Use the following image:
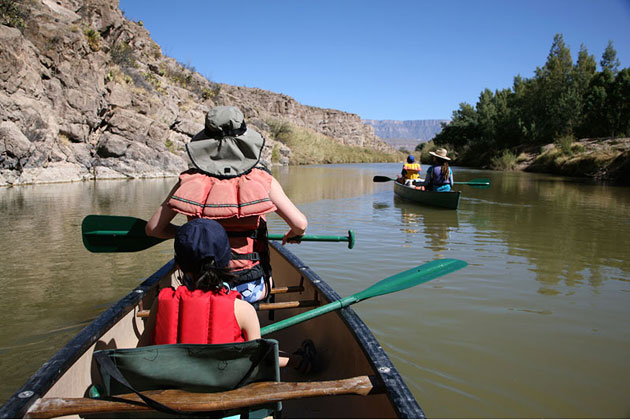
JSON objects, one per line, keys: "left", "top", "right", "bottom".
{"left": 26, "top": 376, "right": 378, "bottom": 418}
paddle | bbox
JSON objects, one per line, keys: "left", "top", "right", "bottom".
{"left": 33, "top": 260, "right": 464, "bottom": 418}
{"left": 372, "top": 175, "right": 491, "bottom": 188}
{"left": 81, "top": 215, "right": 356, "bottom": 252}
{"left": 26, "top": 376, "right": 378, "bottom": 417}
{"left": 261, "top": 258, "right": 467, "bottom": 335}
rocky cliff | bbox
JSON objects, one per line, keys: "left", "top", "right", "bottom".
{"left": 362, "top": 119, "right": 449, "bottom": 152}
{"left": 363, "top": 119, "right": 449, "bottom": 141}
{"left": 0, "top": 0, "right": 393, "bottom": 187}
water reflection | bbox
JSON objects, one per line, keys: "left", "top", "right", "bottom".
{"left": 392, "top": 197, "right": 460, "bottom": 257}
{"left": 1, "top": 164, "right": 629, "bottom": 418}
{"left": 272, "top": 164, "right": 384, "bottom": 204}
{"left": 467, "top": 171, "right": 630, "bottom": 295}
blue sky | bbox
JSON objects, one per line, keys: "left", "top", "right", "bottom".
{"left": 119, "top": 0, "right": 630, "bottom": 121}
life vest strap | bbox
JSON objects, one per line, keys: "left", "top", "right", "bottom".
{"left": 232, "top": 251, "right": 260, "bottom": 262}
{"left": 227, "top": 229, "right": 258, "bottom": 239}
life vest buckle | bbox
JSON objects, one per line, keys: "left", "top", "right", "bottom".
{"left": 231, "top": 251, "right": 260, "bottom": 262}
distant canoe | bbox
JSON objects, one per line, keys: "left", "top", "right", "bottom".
{"left": 394, "top": 182, "right": 461, "bottom": 210}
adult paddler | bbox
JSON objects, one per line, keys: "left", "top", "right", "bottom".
{"left": 419, "top": 148, "right": 454, "bottom": 192}
{"left": 146, "top": 106, "right": 308, "bottom": 303}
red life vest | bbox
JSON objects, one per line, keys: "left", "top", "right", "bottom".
{"left": 168, "top": 168, "right": 277, "bottom": 284}
{"left": 152, "top": 286, "right": 245, "bottom": 345}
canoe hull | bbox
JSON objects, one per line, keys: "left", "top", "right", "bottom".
{"left": 0, "top": 243, "right": 424, "bottom": 419}
{"left": 394, "top": 182, "right": 461, "bottom": 209}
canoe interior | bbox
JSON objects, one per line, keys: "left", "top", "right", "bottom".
{"left": 0, "top": 244, "right": 423, "bottom": 419}
{"left": 394, "top": 181, "right": 461, "bottom": 209}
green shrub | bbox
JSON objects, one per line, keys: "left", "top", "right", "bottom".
{"left": 84, "top": 27, "right": 101, "bottom": 51}
{"left": 143, "top": 72, "right": 160, "bottom": 88}
{"left": 165, "top": 139, "right": 176, "bottom": 153}
{"left": 268, "top": 119, "right": 292, "bottom": 140}
{"left": 490, "top": 150, "right": 518, "bottom": 170}
{"left": 1, "top": 0, "right": 30, "bottom": 30}
{"left": 416, "top": 140, "right": 436, "bottom": 163}
{"left": 571, "top": 143, "right": 585, "bottom": 154}
{"left": 271, "top": 143, "right": 280, "bottom": 163}
{"left": 201, "top": 85, "right": 220, "bottom": 100}
{"left": 110, "top": 42, "right": 136, "bottom": 67}
{"left": 270, "top": 122, "right": 402, "bottom": 164}
{"left": 555, "top": 134, "right": 576, "bottom": 156}
{"left": 165, "top": 65, "right": 193, "bottom": 87}
{"left": 150, "top": 42, "right": 162, "bottom": 59}
{"left": 106, "top": 67, "right": 132, "bottom": 85}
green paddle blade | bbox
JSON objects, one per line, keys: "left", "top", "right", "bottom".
{"left": 352, "top": 258, "right": 467, "bottom": 302}
{"left": 453, "top": 178, "right": 491, "bottom": 188}
{"left": 82, "top": 215, "right": 166, "bottom": 253}
{"left": 261, "top": 258, "right": 467, "bottom": 335}
{"left": 82, "top": 215, "right": 356, "bottom": 252}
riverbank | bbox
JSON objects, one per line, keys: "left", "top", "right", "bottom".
{"left": 517, "top": 137, "right": 630, "bottom": 185}
{"left": 417, "top": 137, "right": 630, "bottom": 186}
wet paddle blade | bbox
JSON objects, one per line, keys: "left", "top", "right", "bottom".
{"left": 353, "top": 258, "right": 467, "bottom": 302}
{"left": 372, "top": 176, "right": 397, "bottom": 182}
{"left": 261, "top": 258, "right": 467, "bottom": 335}
{"left": 82, "top": 215, "right": 355, "bottom": 252}
{"left": 453, "top": 178, "right": 491, "bottom": 188}
{"left": 82, "top": 215, "right": 166, "bottom": 253}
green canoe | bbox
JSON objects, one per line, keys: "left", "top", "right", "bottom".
{"left": 394, "top": 181, "right": 461, "bottom": 210}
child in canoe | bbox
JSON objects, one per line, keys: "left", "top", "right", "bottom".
{"left": 148, "top": 218, "right": 318, "bottom": 372}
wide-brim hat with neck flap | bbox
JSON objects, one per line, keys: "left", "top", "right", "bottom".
{"left": 186, "top": 106, "right": 265, "bottom": 178}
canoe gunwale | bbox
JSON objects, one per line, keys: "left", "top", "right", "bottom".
{"left": 269, "top": 242, "right": 425, "bottom": 418}
{"left": 1, "top": 244, "right": 424, "bottom": 419}
{"left": 0, "top": 260, "right": 175, "bottom": 419}
{"left": 394, "top": 181, "right": 461, "bottom": 210}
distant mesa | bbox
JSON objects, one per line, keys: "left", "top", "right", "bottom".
{"left": 362, "top": 119, "right": 450, "bottom": 151}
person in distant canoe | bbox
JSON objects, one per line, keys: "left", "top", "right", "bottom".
{"left": 420, "top": 148, "right": 454, "bottom": 192}
{"left": 399, "top": 155, "right": 422, "bottom": 186}
{"left": 145, "top": 106, "right": 308, "bottom": 304}
{"left": 149, "top": 218, "right": 318, "bottom": 372}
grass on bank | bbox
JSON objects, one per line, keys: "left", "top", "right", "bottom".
{"left": 268, "top": 120, "right": 404, "bottom": 165}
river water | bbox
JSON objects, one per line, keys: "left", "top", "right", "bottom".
{"left": 1, "top": 163, "right": 629, "bottom": 418}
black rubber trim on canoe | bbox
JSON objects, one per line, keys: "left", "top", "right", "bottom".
{"left": 0, "top": 260, "right": 175, "bottom": 419}
{"left": 269, "top": 242, "right": 426, "bottom": 419}
{"left": 1, "top": 245, "right": 425, "bottom": 419}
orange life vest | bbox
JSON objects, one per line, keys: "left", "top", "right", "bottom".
{"left": 168, "top": 168, "right": 277, "bottom": 284}
{"left": 152, "top": 286, "right": 245, "bottom": 345}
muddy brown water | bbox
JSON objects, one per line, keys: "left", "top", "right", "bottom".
{"left": 1, "top": 163, "right": 628, "bottom": 417}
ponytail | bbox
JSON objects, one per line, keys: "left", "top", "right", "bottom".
{"left": 440, "top": 161, "right": 450, "bottom": 183}
{"left": 192, "top": 258, "right": 236, "bottom": 292}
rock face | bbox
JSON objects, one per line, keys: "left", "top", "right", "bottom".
{"left": 0, "top": 0, "right": 393, "bottom": 186}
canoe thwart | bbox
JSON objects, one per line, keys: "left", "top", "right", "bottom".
{"left": 136, "top": 298, "right": 320, "bottom": 318}
{"left": 270, "top": 285, "right": 305, "bottom": 295}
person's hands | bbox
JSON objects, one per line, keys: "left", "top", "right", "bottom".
{"left": 282, "top": 229, "right": 303, "bottom": 245}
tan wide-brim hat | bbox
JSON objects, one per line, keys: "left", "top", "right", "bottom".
{"left": 186, "top": 106, "right": 265, "bottom": 178}
{"left": 429, "top": 148, "right": 451, "bottom": 161}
